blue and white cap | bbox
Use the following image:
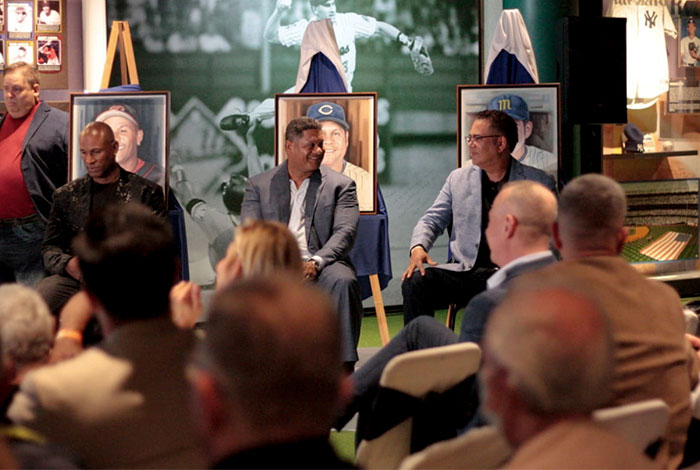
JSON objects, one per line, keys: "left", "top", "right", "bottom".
{"left": 306, "top": 101, "right": 349, "bottom": 130}
{"left": 487, "top": 94, "right": 530, "bottom": 122}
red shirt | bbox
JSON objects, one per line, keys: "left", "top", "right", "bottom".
{"left": 0, "top": 102, "right": 40, "bottom": 219}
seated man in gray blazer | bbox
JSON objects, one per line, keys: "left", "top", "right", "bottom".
{"left": 402, "top": 109, "right": 556, "bottom": 325}
{"left": 241, "top": 116, "right": 362, "bottom": 370}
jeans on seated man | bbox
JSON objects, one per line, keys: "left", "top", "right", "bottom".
{"left": 338, "top": 180, "right": 558, "bottom": 433}
{"left": 35, "top": 121, "right": 165, "bottom": 315}
{"left": 401, "top": 109, "right": 555, "bottom": 325}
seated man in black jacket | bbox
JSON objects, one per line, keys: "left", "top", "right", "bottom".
{"left": 36, "top": 121, "right": 165, "bottom": 314}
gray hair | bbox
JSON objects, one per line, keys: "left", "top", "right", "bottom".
{"left": 0, "top": 284, "right": 54, "bottom": 368}
{"left": 558, "top": 174, "right": 627, "bottom": 244}
{"left": 484, "top": 282, "right": 614, "bottom": 415}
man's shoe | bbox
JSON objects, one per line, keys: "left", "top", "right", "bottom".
{"left": 220, "top": 113, "right": 250, "bottom": 131}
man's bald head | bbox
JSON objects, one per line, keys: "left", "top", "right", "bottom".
{"left": 498, "top": 181, "right": 557, "bottom": 242}
{"left": 80, "top": 121, "right": 116, "bottom": 145}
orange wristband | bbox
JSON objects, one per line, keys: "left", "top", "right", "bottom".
{"left": 56, "top": 329, "right": 82, "bottom": 343}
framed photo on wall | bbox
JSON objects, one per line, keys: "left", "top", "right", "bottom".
{"left": 458, "top": 83, "right": 560, "bottom": 183}
{"left": 275, "top": 92, "right": 378, "bottom": 214}
{"left": 69, "top": 92, "right": 170, "bottom": 198}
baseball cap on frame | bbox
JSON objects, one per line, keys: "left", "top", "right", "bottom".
{"left": 306, "top": 101, "right": 349, "bottom": 130}
{"left": 95, "top": 104, "right": 141, "bottom": 128}
{"left": 487, "top": 94, "right": 530, "bottom": 122}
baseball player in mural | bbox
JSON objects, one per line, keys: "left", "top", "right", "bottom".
{"left": 681, "top": 18, "right": 700, "bottom": 66}
{"left": 488, "top": 94, "right": 557, "bottom": 181}
{"left": 220, "top": 0, "right": 432, "bottom": 131}
{"left": 172, "top": 122, "right": 265, "bottom": 273}
{"left": 305, "top": 101, "right": 372, "bottom": 211}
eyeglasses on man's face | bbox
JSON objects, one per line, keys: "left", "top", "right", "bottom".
{"left": 466, "top": 134, "right": 502, "bottom": 144}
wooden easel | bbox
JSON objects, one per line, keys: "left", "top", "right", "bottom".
{"left": 100, "top": 21, "right": 139, "bottom": 89}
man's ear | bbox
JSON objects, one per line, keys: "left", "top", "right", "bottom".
{"left": 552, "top": 221, "right": 563, "bottom": 250}
{"left": 191, "top": 369, "right": 229, "bottom": 434}
{"left": 524, "top": 121, "right": 534, "bottom": 140}
{"left": 136, "top": 128, "right": 144, "bottom": 146}
{"left": 504, "top": 214, "right": 517, "bottom": 239}
{"left": 615, "top": 226, "right": 628, "bottom": 255}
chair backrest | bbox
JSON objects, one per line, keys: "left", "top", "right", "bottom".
{"left": 592, "top": 399, "right": 670, "bottom": 453}
{"left": 399, "top": 425, "right": 512, "bottom": 470}
{"left": 355, "top": 342, "right": 482, "bottom": 469}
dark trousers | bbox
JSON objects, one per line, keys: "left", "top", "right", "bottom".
{"left": 401, "top": 266, "right": 494, "bottom": 325}
{"left": 335, "top": 316, "right": 459, "bottom": 434}
{"left": 36, "top": 274, "right": 81, "bottom": 316}
{"left": 315, "top": 261, "right": 363, "bottom": 365}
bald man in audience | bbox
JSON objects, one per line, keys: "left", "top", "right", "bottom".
{"left": 336, "top": 180, "right": 558, "bottom": 432}
{"left": 481, "top": 284, "right": 655, "bottom": 469}
{"left": 188, "top": 277, "right": 353, "bottom": 468}
{"left": 515, "top": 173, "right": 699, "bottom": 469}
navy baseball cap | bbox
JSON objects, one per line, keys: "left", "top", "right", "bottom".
{"left": 487, "top": 94, "right": 530, "bottom": 121}
{"left": 306, "top": 101, "right": 349, "bottom": 130}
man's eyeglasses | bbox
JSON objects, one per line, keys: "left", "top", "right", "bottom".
{"left": 466, "top": 134, "right": 502, "bottom": 144}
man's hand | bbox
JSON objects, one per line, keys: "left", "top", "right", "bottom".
{"left": 65, "top": 256, "right": 82, "bottom": 281}
{"left": 401, "top": 246, "right": 437, "bottom": 280}
{"left": 304, "top": 261, "right": 318, "bottom": 281}
{"left": 170, "top": 281, "right": 203, "bottom": 329}
{"left": 277, "top": 0, "right": 292, "bottom": 10}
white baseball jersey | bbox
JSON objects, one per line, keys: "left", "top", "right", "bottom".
{"left": 278, "top": 12, "right": 377, "bottom": 90}
{"left": 681, "top": 35, "right": 700, "bottom": 66}
{"left": 607, "top": 0, "right": 677, "bottom": 101}
{"left": 520, "top": 145, "right": 557, "bottom": 182}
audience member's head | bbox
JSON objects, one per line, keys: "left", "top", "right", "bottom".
{"left": 73, "top": 203, "right": 175, "bottom": 324}
{"left": 555, "top": 174, "right": 627, "bottom": 258}
{"left": 216, "top": 220, "right": 303, "bottom": 290}
{"left": 0, "top": 284, "right": 54, "bottom": 382}
{"left": 485, "top": 180, "right": 556, "bottom": 267}
{"left": 188, "top": 277, "right": 346, "bottom": 462}
{"left": 480, "top": 282, "right": 614, "bottom": 447}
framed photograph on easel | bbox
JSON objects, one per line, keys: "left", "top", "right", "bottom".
{"left": 69, "top": 92, "right": 170, "bottom": 198}
{"left": 275, "top": 92, "right": 378, "bottom": 214}
{"left": 458, "top": 83, "right": 560, "bottom": 183}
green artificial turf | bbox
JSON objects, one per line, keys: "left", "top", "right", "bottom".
{"left": 358, "top": 308, "right": 464, "bottom": 347}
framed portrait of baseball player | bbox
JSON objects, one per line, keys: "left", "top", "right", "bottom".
{"left": 69, "top": 92, "right": 170, "bottom": 198}
{"left": 275, "top": 92, "right": 378, "bottom": 214}
{"left": 458, "top": 83, "right": 561, "bottom": 183}
{"left": 679, "top": 17, "right": 700, "bottom": 67}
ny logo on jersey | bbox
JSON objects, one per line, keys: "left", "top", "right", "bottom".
{"left": 339, "top": 45, "right": 350, "bottom": 56}
{"left": 495, "top": 98, "right": 512, "bottom": 111}
{"left": 644, "top": 10, "right": 657, "bottom": 28}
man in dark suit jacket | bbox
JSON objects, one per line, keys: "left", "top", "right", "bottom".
{"left": 36, "top": 122, "right": 165, "bottom": 315}
{"left": 337, "top": 180, "right": 558, "bottom": 431}
{"left": 241, "top": 116, "right": 362, "bottom": 367}
{"left": 0, "top": 62, "right": 68, "bottom": 286}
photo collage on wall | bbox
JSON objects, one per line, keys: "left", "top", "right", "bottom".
{"left": 1, "top": 0, "right": 62, "bottom": 71}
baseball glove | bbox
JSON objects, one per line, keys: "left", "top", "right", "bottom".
{"left": 408, "top": 36, "right": 433, "bottom": 76}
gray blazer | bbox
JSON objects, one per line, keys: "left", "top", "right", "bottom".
{"left": 410, "top": 158, "right": 556, "bottom": 271}
{"left": 241, "top": 160, "right": 359, "bottom": 268}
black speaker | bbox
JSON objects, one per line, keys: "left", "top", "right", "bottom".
{"left": 558, "top": 17, "right": 627, "bottom": 124}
